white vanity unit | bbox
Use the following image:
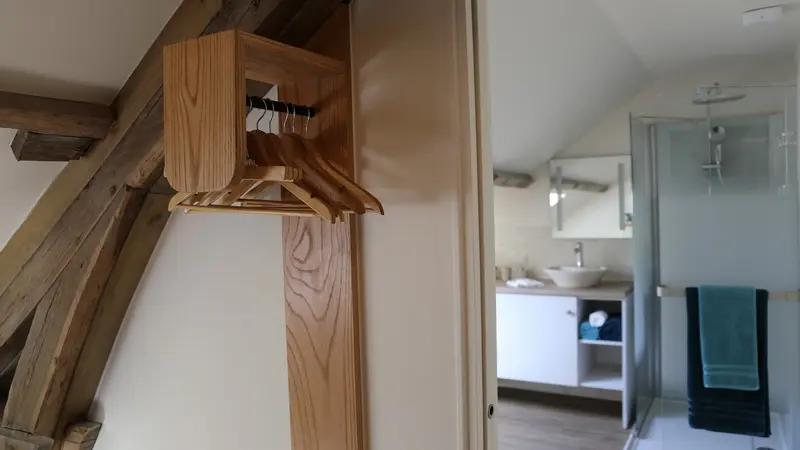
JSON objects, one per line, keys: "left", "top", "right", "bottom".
{"left": 496, "top": 282, "right": 634, "bottom": 427}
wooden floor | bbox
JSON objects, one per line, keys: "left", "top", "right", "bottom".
{"left": 497, "top": 389, "right": 630, "bottom": 450}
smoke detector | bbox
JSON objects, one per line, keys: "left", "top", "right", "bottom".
{"left": 743, "top": 5, "right": 784, "bottom": 26}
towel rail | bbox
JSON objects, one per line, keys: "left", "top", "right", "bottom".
{"left": 657, "top": 285, "right": 800, "bottom": 301}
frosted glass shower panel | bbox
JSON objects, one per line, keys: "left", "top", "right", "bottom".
{"left": 657, "top": 115, "right": 800, "bottom": 290}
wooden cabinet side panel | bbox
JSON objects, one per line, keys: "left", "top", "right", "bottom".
{"left": 163, "top": 30, "right": 245, "bottom": 193}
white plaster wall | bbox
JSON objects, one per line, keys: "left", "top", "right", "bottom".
{"left": 90, "top": 213, "right": 291, "bottom": 450}
{"left": 0, "top": 128, "right": 65, "bottom": 249}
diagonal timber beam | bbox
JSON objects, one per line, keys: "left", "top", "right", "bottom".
{"left": 0, "top": 91, "right": 112, "bottom": 139}
{"left": 55, "top": 193, "right": 171, "bottom": 443}
{"left": 0, "top": 317, "right": 32, "bottom": 382}
{"left": 0, "top": 0, "right": 283, "bottom": 314}
{"left": 0, "top": 428, "right": 52, "bottom": 450}
{"left": 0, "top": 0, "right": 294, "bottom": 358}
{"left": 2, "top": 187, "right": 144, "bottom": 437}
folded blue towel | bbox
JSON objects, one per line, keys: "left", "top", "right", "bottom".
{"left": 579, "top": 322, "right": 599, "bottom": 340}
{"left": 599, "top": 316, "right": 622, "bottom": 342}
{"left": 698, "top": 285, "right": 759, "bottom": 391}
{"left": 686, "top": 287, "right": 770, "bottom": 437}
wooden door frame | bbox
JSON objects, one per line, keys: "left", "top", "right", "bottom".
{"left": 457, "top": 0, "right": 497, "bottom": 449}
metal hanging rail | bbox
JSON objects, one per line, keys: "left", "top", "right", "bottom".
{"left": 246, "top": 96, "right": 316, "bottom": 118}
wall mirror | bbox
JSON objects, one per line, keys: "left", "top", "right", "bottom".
{"left": 550, "top": 155, "right": 633, "bottom": 239}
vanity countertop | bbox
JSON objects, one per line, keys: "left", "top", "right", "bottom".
{"left": 496, "top": 280, "right": 633, "bottom": 301}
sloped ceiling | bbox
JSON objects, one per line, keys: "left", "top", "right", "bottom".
{"left": 487, "top": 0, "right": 650, "bottom": 171}
{"left": 595, "top": 0, "right": 800, "bottom": 73}
{"left": 0, "top": 0, "right": 182, "bottom": 104}
{"left": 488, "top": 0, "right": 800, "bottom": 172}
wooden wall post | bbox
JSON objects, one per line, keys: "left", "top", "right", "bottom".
{"left": 279, "top": 8, "right": 365, "bottom": 450}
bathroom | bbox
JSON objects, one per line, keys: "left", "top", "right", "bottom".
{"left": 485, "top": 2, "right": 800, "bottom": 449}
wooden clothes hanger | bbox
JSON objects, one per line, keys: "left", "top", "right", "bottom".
{"left": 279, "top": 106, "right": 379, "bottom": 215}
{"left": 247, "top": 112, "right": 339, "bottom": 222}
{"left": 168, "top": 96, "right": 383, "bottom": 222}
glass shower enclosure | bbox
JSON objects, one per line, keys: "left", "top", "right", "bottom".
{"left": 629, "top": 85, "right": 800, "bottom": 450}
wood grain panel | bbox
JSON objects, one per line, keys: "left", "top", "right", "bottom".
{"left": 11, "top": 132, "right": 93, "bottom": 162}
{"left": 280, "top": 7, "right": 364, "bottom": 450}
{"left": 59, "top": 422, "right": 100, "bottom": 450}
{"left": 0, "top": 184, "right": 125, "bottom": 351}
{"left": 0, "top": 91, "right": 112, "bottom": 139}
{"left": 164, "top": 30, "right": 246, "bottom": 193}
{"left": 0, "top": 428, "right": 52, "bottom": 450}
{"left": 497, "top": 391, "right": 628, "bottom": 450}
{"left": 241, "top": 32, "right": 345, "bottom": 85}
{"left": 2, "top": 187, "right": 144, "bottom": 436}
{"left": 0, "top": 317, "right": 31, "bottom": 380}
{"left": 55, "top": 193, "right": 171, "bottom": 440}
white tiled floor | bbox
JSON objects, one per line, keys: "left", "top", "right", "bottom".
{"left": 633, "top": 400, "right": 786, "bottom": 450}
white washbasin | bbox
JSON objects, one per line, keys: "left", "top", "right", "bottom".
{"left": 545, "top": 266, "right": 607, "bottom": 289}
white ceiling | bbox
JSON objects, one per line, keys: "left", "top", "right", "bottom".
{"left": 488, "top": 0, "right": 800, "bottom": 172}
{"left": 0, "top": 0, "right": 182, "bottom": 104}
{"left": 595, "top": 0, "right": 800, "bottom": 72}
{"left": 486, "top": 0, "right": 650, "bottom": 171}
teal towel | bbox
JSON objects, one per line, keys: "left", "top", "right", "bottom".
{"left": 579, "top": 322, "right": 599, "bottom": 340}
{"left": 698, "top": 285, "right": 760, "bottom": 391}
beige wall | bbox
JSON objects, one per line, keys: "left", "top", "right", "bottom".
{"left": 0, "top": 128, "right": 64, "bottom": 249}
{"left": 90, "top": 1, "right": 474, "bottom": 449}
{"left": 90, "top": 212, "right": 291, "bottom": 450}
{"left": 352, "top": 0, "right": 471, "bottom": 447}
{"left": 494, "top": 56, "right": 796, "bottom": 280}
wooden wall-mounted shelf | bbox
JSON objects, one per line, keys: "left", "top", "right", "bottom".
{"left": 163, "top": 30, "right": 382, "bottom": 222}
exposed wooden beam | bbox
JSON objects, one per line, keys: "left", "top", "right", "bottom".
{"left": 0, "top": 183, "right": 127, "bottom": 350}
{"left": 264, "top": 0, "right": 342, "bottom": 47}
{"left": 0, "top": 317, "right": 31, "bottom": 381}
{"left": 247, "top": 0, "right": 342, "bottom": 97}
{"left": 0, "top": 0, "right": 281, "bottom": 318}
{"left": 0, "top": 0, "right": 289, "bottom": 359}
{"left": 59, "top": 423, "right": 100, "bottom": 450}
{"left": 11, "top": 132, "right": 93, "bottom": 162}
{"left": 0, "top": 0, "right": 339, "bottom": 307}
{"left": 0, "top": 91, "right": 112, "bottom": 139}
{"left": 0, "top": 428, "right": 52, "bottom": 450}
{"left": 55, "top": 193, "right": 171, "bottom": 442}
{"left": 2, "top": 187, "right": 144, "bottom": 437}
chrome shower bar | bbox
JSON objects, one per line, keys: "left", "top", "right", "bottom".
{"left": 657, "top": 285, "right": 800, "bottom": 301}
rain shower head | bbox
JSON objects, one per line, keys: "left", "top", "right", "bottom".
{"left": 693, "top": 83, "right": 747, "bottom": 105}
{"left": 692, "top": 93, "right": 747, "bottom": 105}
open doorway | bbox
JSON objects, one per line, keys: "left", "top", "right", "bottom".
{"left": 474, "top": 1, "right": 800, "bottom": 450}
